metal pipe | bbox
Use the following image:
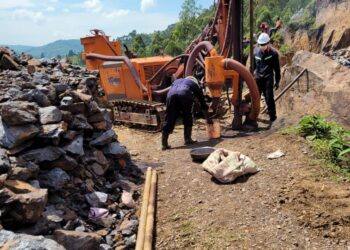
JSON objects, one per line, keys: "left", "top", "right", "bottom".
{"left": 274, "top": 68, "right": 308, "bottom": 102}
{"left": 231, "top": 0, "right": 244, "bottom": 129}
{"left": 224, "top": 58, "right": 260, "bottom": 121}
{"left": 306, "top": 69, "right": 309, "bottom": 92}
{"left": 86, "top": 53, "right": 148, "bottom": 93}
{"left": 249, "top": 0, "right": 254, "bottom": 73}
{"left": 220, "top": 0, "right": 234, "bottom": 57}
{"left": 135, "top": 167, "right": 153, "bottom": 250}
{"left": 149, "top": 54, "right": 189, "bottom": 84}
{"left": 150, "top": 66, "right": 178, "bottom": 90}
{"left": 261, "top": 68, "right": 308, "bottom": 113}
{"left": 185, "top": 41, "right": 216, "bottom": 76}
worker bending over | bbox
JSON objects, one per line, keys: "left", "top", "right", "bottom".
{"left": 162, "top": 76, "right": 208, "bottom": 150}
{"left": 254, "top": 33, "right": 281, "bottom": 122}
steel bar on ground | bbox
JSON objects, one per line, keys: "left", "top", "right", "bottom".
{"left": 144, "top": 169, "right": 157, "bottom": 250}
{"left": 135, "top": 167, "right": 153, "bottom": 250}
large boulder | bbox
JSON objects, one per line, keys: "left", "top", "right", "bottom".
{"left": 53, "top": 230, "right": 101, "bottom": 250}
{"left": 0, "top": 230, "right": 65, "bottom": 250}
{"left": 46, "top": 155, "right": 79, "bottom": 171}
{"left": 89, "top": 130, "right": 117, "bottom": 147}
{"left": 0, "top": 148, "right": 10, "bottom": 174}
{"left": 38, "top": 122, "right": 67, "bottom": 139}
{"left": 69, "top": 114, "right": 93, "bottom": 130}
{"left": 0, "top": 118, "right": 39, "bottom": 149}
{"left": 38, "top": 168, "right": 70, "bottom": 190}
{"left": 4, "top": 180, "right": 48, "bottom": 223}
{"left": 103, "top": 142, "right": 128, "bottom": 158}
{"left": 0, "top": 101, "right": 38, "bottom": 125}
{"left": 20, "top": 146, "right": 65, "bottom": 164}
{"left": 39, "top": 106, "right": 62, "bottom": 125}
{"left": 64, "top": 135, "right": 84, "bottom": 156}
{"left": 0, "top": 54, "right": 19, "bottom": 70}
{"left": 279, "top": 50, "right": 350, "bottom": 127}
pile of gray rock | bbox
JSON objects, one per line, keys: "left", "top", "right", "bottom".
{"left": 0, "top": 48, "right": 142, "bottom": 250}
{"left": 324, "top": 48, "right": 350, "bottom": 67}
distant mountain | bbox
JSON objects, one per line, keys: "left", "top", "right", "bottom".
{"left": 5, "top": 45, "right": 35, "bottom": 53}
{"left": 4, "top": 39, "right": 83, "bottom": 58}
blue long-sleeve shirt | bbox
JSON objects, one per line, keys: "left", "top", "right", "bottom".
{"left": 167, "top": 78, "right": 207, "bottom": 109}
{"left": 253, "top": 47, "right": 281, "bottom": 83}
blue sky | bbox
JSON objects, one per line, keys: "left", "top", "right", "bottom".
{"left": 0, "top": 0, "right": 214, "bottom": 46}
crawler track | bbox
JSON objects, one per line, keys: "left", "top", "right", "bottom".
{"left": 112, "top": 99, "right": 166, "bottom": 131}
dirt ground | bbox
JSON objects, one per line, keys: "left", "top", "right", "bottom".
{"left": 116, "top": 116, "right": 350, "bottom": 249}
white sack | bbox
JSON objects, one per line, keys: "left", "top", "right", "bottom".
{"left": 202, "top": 148, "right": 259, "bottom": 183}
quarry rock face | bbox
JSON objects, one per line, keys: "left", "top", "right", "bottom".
{"left": 278, "top": 50, "right": 350, "bottom": 128}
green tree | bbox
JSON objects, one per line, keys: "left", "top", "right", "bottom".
{"left": 67, "top": 49, "right": 76, "bottom": 57}
{"left": 172, "top": 0, "right": 201, "bottom": 49}
{"left": 148, "top": 31, "right": 165, "bottom": 55}
{"left": 164, "top": 40, "right": 183, "bottom": 56}
{"left": 131, "top": 34, "right": 146, "bottom": 56}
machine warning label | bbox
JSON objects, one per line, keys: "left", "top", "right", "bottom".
{"left": 108, "top": 77, "right": 121, "bottom": 85}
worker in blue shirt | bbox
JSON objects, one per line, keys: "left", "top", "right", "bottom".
{"left": 253, "top": 33, "right": 281, "bottom": 122}
{"left": 162, "top": 76, "right": 208, "bottom": 150}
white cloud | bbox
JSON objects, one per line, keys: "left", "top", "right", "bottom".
{"left": 63, "top": 8, "right": 70, "bottom": 13}
{"left": 46, "top": 6, "right": 55, "bottom": 12}
{"left": 84, "top": 0, "right": 102, "bottom": 13}
{"left": 141, "top": 0, "right": 156, "bottom": 12}
{"left": 105, "top": 9, "right": 130, "bottom": 19}
{"left": 0, "top": 8, "right": 178, "bottom": 46}
{"left": 13, "top": 9, "right": 46, "bottom": 23}
{"left": 0, "top": 0, "right": 34, "bottom": 9}
{"left": 53, "top": 31, "right": 64, "bottom": 37}
{"left": 49, "top": 0, "right": 58, "bottom": 2}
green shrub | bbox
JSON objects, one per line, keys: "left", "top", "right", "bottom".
{"left": 298, "top": 115, "right": 332, "bottom": 140}
{"left": 298, "top": 115, "right": 350, "bottom": 169}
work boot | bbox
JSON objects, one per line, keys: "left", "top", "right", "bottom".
{"left": 270, "top": 115, "right": 277, "bottom": 122}
{"left": 184, "top": 126, "right": 197, "bottom": 145}
{"left": 161, "top": 131, "right": 171, "bottom": 150}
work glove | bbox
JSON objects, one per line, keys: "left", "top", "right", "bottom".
{"left": 274, "top": 81, "right": 279, "bottom": 90}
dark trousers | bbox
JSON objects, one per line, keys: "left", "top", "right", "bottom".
{"left": 257, "top": 77, "right": 276, "bottom": 120}
{"left": 162, "top": 93, "right": 193, "bottom": 134}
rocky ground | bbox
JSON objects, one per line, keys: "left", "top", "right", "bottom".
{"left": 117, "top": 114, "right": 350, "bottom": 249}
{"left": 1, "top": 29, "right": 350, "bottom": 249}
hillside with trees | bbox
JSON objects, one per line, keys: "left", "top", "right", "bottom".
{"left": 124, "top": 0, "right": 315, "bottom": 57}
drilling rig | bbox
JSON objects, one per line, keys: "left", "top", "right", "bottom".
{"left": 80, "top": 0, "right": 260, "bottom": 130}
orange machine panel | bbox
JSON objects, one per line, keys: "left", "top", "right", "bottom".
{"left": 131, "top": 56, "right": 173, "bottom": 82}
{"left": 98, "top": 56, "right": 174, "bottom": 102}
{"left": 81, "top": 35, "right": 122, "bottom": 70}
{"left": 99, "top": 62, "right": 144, "bottom": 101}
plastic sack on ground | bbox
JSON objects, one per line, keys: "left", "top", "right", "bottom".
{"left": 202, "top": 148, "right": 259, "bottom": 183}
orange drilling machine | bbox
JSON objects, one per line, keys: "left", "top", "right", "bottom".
{"left": 81, "top": 0, "right": 260, "bottom": 130}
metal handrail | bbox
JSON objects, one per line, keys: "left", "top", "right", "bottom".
{"left": 261, "top": 68, "right": 309, "bottom": 113}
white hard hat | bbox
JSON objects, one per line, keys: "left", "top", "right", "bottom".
{"left": 185, "top": 75, "right": 199, "bottom": 86}
{"left": 257, "top": 33, "right": 270, "bottom": 45}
